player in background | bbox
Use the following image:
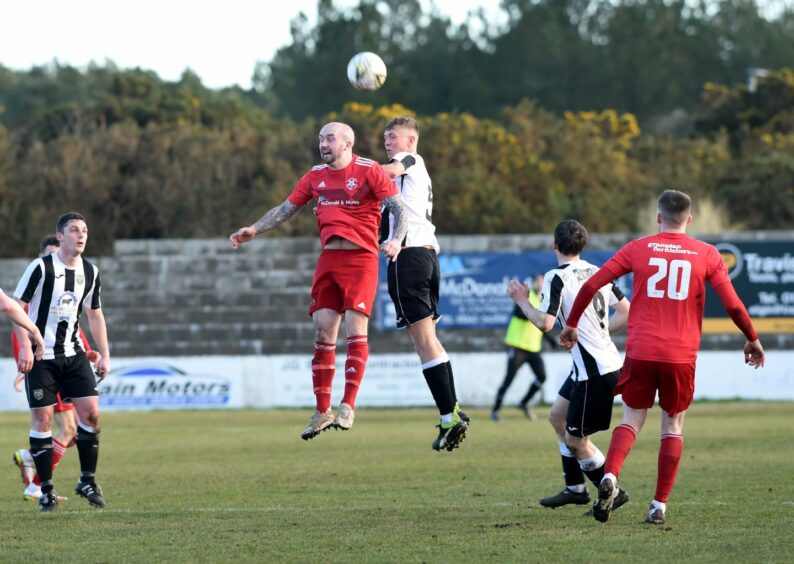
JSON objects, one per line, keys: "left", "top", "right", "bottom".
{"left": 492, "top": 274, "right": 558, "bottom": 422}
{"left": 14, "top": 212, "right": 111, "bottom": 512}
{"left": 560, "top": 190, "right": 765, "bottom": 525}
{"left": 11, "top": 234, "right": 102, "bottom": 501}
{"left": 231, "top": 122, "right": 407, "bottom": 440}
{"left": 380, "top": 116, "right": 468, "bottom": 452}
{"left": 507, "top": 220, "right": 631, "bottom": 511}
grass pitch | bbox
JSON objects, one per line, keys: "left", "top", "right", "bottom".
{"left": 1, "top": 403, "right": 792, "bottom": 562}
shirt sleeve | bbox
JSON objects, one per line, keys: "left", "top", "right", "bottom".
{"left": 705, "top": 245, "right": 731, "bottom": 288}
{"left": 287, "top": 172, "right": 314, "bottom": 207}
{"left": 14, "top": 259, "right": 43, "bottom": 303}
{"left": 540, "top": 273, "right": 564, "bottom": 318}
{"left": 369, "top": 163, "right": 399, "bottom": 201}
{"left": 608, "top": 284, "right": 625, "bottom": 306}
{"left": 83, "top": 269, "right": 102, "bottom": 310}
{"left": 602, "top": 242, "right": 634, "bottom": 280}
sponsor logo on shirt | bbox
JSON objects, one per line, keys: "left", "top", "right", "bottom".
{"left": 50, "top": 292, "right": 78, "bottom": 321}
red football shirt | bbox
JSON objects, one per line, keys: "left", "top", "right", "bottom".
{"left": 601, "top": 232, "right": 731, "bottom": 362}
{"left": 288, "top": 155, "right": 398, "bottom": 254}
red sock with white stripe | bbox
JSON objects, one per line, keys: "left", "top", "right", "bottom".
{"left": 604, "top": 423, "right": 638, "bottom": 477}
{"left": 655, "top": 433, "right": 683, "bottom": 503}
{"left": 52, "top": 438, "right": 68, "bottom": 471}
{"left": 342, "top": 336, "right": 368, "bottom": 408}
{"left": 312, "top": 341, "right": 336, "bottom": 412}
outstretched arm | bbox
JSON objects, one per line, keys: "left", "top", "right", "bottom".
{"left": 230, "top": 200, "right": 302, "bottom": 248}
{"left": 380, "top": 194, "right": 407, "bottom": 262}
{"left": 506, "top": 280, "right": 556, "bottom": 332}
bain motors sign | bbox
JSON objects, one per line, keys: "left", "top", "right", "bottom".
{"left": 99, "top": 363, "right": 232, "bottom": 410}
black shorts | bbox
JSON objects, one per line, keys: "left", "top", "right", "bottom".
{"left": 387, "top": 247, "right": 440, "bottom": 328}
{"left": 565, "top": 370, "right": 620, "bottom": 438}
{"left": 558, "top": 371, "right": 575, "bottom": 400}
{"left": 25, "top": 352, "right": 98, "bottom": 409}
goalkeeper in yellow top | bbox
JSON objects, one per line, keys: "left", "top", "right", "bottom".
{"left": 491, "top": 274, "right": 556, "bottom": 421}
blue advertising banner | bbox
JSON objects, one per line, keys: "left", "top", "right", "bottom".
{"left": 376, "top": 250, "right": 622, "bottom": 330}
{"left": 703, "top": 241, "right": 794, "bottom": 333}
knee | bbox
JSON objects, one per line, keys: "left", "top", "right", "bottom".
{"left": 31, "top": 410, "right": 52, "bottom": 431}
{"left": 564, "top": 436, "right": 585, "bottom": 455}
{"left": 81, "top": 412, "right": 101, "bottom": 431}
{"left": 548, "top": 411, "right": 565, "bottom": 434}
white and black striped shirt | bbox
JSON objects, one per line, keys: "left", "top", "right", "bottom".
{"left": 383, "top": 151, "right": 439, "bottom": 253}
{"left": 540, "top": 259, "right": 624, "bottom": 381}
{"left": 14, "top": 253, "right": 101, "bottom": 360}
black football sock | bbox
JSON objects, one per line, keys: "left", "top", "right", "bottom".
{"left": 444, "top": 361, "right": 458, "bottom": 405}
{"left": 76, "top": 424, "right": 100, "bottom": 479}
{"left": 562, "top": 455, "right": 586, "bottom": 488}
{"left": 423, "top": 361, "right": 455, "bottom": 415}
{"left": 30, "top": 433, "right": 54, "bottom": 493}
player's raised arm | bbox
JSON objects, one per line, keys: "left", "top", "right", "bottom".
{"left": 379, "top": 193, "right": 406, "bottom": 262}
{"left": 506, "top": 279, "right": 556, "bottom": 332}
{"left": 230, "top": 200, "right": 302, "bottom": 248}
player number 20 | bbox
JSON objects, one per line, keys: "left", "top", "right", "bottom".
{"left": 647, "top": 258, "right": 692, "bottom": 300}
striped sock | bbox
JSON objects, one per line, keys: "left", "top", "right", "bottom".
{"left": 655, "top": 434, "right": 683, "bottom": 503}
{"left": 312, "top": 341, "right": 336, "bottom": 412}
{"left": 342, "top": 336, "right": 368, "bottom": 408}
{"left": 604, "top": 424, "right": 638, "bottom": 477}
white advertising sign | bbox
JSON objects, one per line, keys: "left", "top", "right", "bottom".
{"left": 0, "top": 351, "right": 791, "bottom": 412}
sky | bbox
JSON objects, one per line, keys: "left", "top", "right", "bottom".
{"left": 0, "top": 0, "right": 505, "bottom": 90}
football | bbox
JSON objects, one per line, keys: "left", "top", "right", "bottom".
{"left": 346, "top": 51, "right": 387, "bottom": 91}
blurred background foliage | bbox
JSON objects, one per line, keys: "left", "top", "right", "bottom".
{"left": 0, "top": 0, "right": 792, "bottom": 256}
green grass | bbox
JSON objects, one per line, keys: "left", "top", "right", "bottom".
{"left": 1, "top": 403, "right": 793, "bottom": 562}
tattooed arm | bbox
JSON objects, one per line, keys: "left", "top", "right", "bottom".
{"left": 380, "top": 194, "right": 407, "bottom": 262}
{"left": 230, "top": 200, "right": 302, "bottom": 248}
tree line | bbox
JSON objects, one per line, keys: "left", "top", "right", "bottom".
{"left": 0, "top": 0, "right": 792, "bottom": 257}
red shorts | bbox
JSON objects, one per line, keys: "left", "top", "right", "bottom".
{"left": 54, "top": 393, "right": 75, "bottom": 413}
{"left": 310, "top": 249, "right": 379, "bottom": 317}
{"left": 616, "top": 356, "right": 696, "bottom": 416}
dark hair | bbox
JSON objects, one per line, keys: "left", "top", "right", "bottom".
{"left": 56, "top": 212, "right": 85, "bottom": 233}
{"left": 384, "top": 116, "right": 419, "bottom": 134}
{"left": 657, "top": 189, "right": 692, "bottom": 226}
{"left": 554, "top": 219, "right": 588, "bottom": 256}
{"left": 38, "top": 235, "right": 59, "bottom": 254}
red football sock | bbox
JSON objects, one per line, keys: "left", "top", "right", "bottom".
{"left": 52, "top": 438, "right": 67, "bottom": 471}
{"left": 312, "top": 342, "right": 336, "bottom": 412}
{"left": 655, "top": 434, "right": 684, "bottom": 503}
{"left": 604, "top": 423, "right": 638, "bottom": 477}
{"left": 342, "top": 336, "right": 368, "bottom": 408}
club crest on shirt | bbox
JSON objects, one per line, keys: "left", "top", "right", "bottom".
{"left": 77, "top": 274, "right": 85, "bottom": 285}
{"left": 345, "top": 178, "right": 358, "bottom": 191}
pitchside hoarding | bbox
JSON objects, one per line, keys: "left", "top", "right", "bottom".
{"left": 375, "top": 250, "right": 622, "bottom": 330}
{"left": 376, "top": 242, "right": 794, "bottom": 333}
{"left": 704, "top": 241, "right": 794, "bottom": 333}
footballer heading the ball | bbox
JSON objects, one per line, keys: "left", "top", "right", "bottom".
{"left": 347, "top": 52, "right": 387, "bottom": 91}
